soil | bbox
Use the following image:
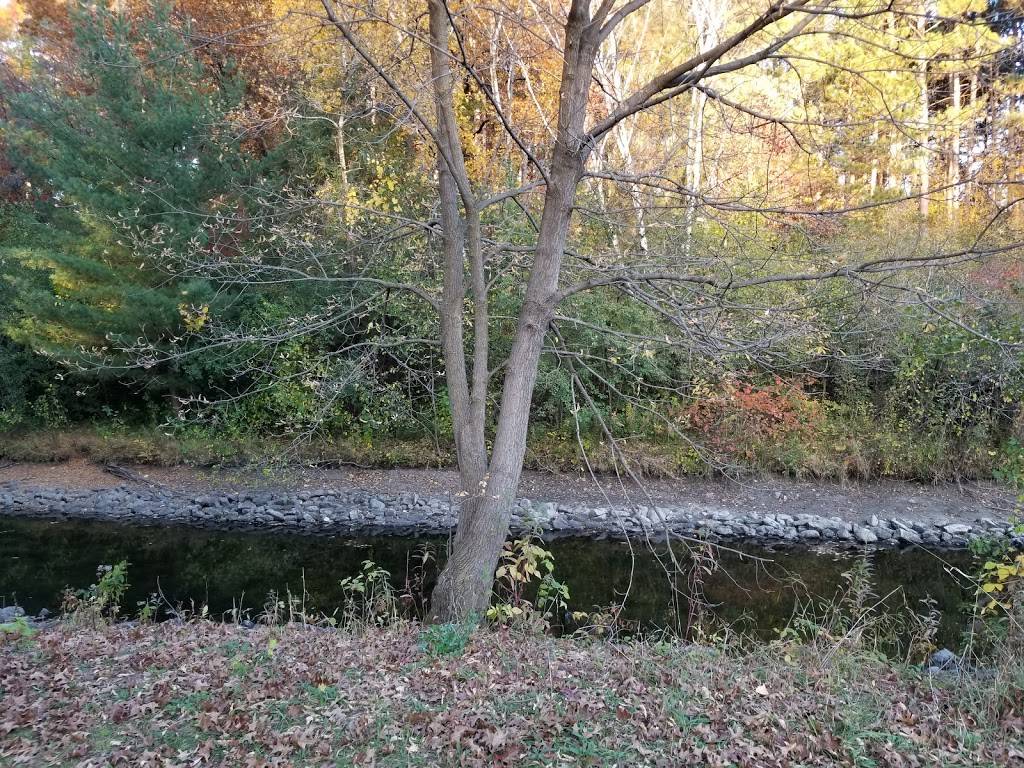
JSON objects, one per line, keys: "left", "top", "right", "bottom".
{"left": 0, "top": 458, "right": 1018, "bottom": 526}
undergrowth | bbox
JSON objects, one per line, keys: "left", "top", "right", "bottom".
{"left": 2, "top": 418, "right": 1020, "bottom": 483}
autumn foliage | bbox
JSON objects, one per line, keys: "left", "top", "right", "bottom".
{"left": 685, "top": 376, "right": 823, "bottom": 460}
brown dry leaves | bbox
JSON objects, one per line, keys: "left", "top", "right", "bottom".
{"left": 0, "top": 622, "right": 1021, "bottom": 767}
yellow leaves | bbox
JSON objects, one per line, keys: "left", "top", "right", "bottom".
{"left": 178, "top": 303, "right": 209, "bottom": 333}
{"left": 979, "top": 553, "right": 1024, "bottom": 613}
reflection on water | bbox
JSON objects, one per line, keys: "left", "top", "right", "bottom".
{"left": 0, "top": 517, "right": 976, "bottom": 647}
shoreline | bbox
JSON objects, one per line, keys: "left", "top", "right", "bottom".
{"left": 1, "top": 469, "right": 1019, "bottom": 548}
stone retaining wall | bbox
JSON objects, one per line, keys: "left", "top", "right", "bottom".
{"left": 0, "top": 481, "right": 1017, "bottom": 547}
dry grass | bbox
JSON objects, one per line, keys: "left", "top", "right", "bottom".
{"left": 0, "top": 423, "right": 1009, "bottom": 483}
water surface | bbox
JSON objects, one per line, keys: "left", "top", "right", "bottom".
{"left": 0, "top": 517, "right": 976, "bottom": 647}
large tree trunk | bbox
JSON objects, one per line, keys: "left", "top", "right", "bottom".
{"left": 429, "top": 148, "right": 586, "bottom": 621}
{"left": 429, "top": 0, "right": 596, "bottom": 623}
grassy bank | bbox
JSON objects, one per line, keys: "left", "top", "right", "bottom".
{"left": 3, "top": 422, "right": 1021, "bottom": 483}
{"left": 1, "top": 621, "right": 1021, "bottom": 767}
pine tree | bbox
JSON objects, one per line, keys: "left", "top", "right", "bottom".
{"left": 1, "top": 1, "right": 261, "bottom": 417}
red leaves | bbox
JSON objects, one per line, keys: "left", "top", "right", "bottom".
{"left": 685, "top": 375, "right": 822, "bottom": 459}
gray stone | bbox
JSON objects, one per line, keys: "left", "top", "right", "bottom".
{"left": 535, "top": 502, "right": 556, "bottom": 520}
{"left": 0, "top": 606, "right": 26, "bottom": 623}
{"left": 929, "top": 648, "right": 957, "bottom": 670}
{"left": 852, "top": 525, "right": 878, "bottom": 544}
{"left": 0, "top": 477, "right": 1016, "bottom": 549}
{"left": 898, "top": 529, "right": 922, "bottom": 545}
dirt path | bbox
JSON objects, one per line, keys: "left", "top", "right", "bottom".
{"left": 0, "top": 459, "right": 1017, "bottom": 526}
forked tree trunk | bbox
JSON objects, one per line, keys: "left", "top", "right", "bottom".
{"left": 429, "top": 152, "right": 585, "bottom": 621}
{"left": 428, "top": 0, "right": 596, "bottom": 623}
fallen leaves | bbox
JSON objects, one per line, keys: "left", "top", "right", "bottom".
{"left": 0, "top": 622, "right": 1020, "bottom": 767}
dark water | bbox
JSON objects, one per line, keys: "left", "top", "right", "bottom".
{"left": 0, "top": 517, "right": 977, "bottom": 648}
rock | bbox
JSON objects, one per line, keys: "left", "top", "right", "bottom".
{"left": 0, "top": 605, "right": 26, "bottom": 623}
{"left": 0, "top": 475, "right": 1014, "bottom": 549}
{"left": 929, "top": 648, "right": 957, "bottom": 670}
{"left": 898, "top": 529, "right": 922, "bottom": 545}
{"left": 535, "top": 502, "right": 556, "bottom": 521}
{"left": 852, "top": 525, "right": 878, "bottom": 544}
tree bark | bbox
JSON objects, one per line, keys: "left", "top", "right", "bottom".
{"left": 429, "top": 0, "right": 597, "bottom": 622}
{"left": 917, "top": 12, "right": 929, "bottom": 222}
{"left": 947, "top": 72, "right": 961, "bottom": 221}
{"left": 426, "top": 0, "right": 488, "bottom": 494}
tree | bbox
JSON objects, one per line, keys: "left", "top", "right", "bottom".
{"left": 303, "top": 0, "right": 1020, "bottom": 622}
{"left": 0, "top": 2, "right": 287, "bottom": 412}
{"left": 106, "top": 0, "right": 1022, "bottom": 622}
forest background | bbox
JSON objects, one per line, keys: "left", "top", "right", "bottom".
{"left": 1, "top": 0, "right": 1022, "bottom": 484}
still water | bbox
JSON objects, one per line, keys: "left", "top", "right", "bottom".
{"left": 0, "top": 517, "right": 977, "bottom": 647}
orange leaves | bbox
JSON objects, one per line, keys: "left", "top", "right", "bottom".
{"left": 685, "top": 375, "right": 823, "bottom": 459}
